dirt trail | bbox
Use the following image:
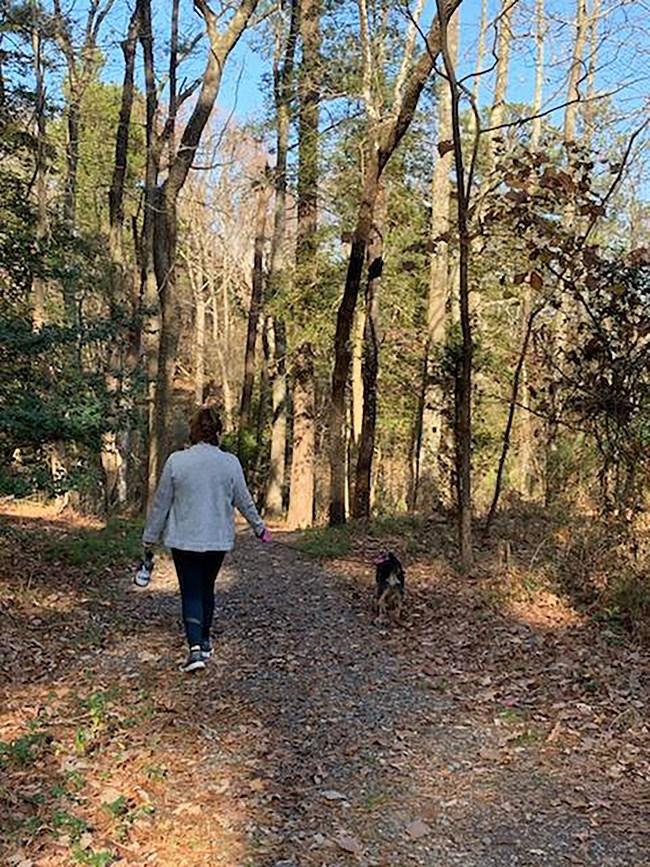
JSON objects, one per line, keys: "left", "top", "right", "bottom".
{"left": 1, "top": 506, "right": 649, "bottom": 866}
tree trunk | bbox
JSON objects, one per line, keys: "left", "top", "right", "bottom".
{"left": 416, "top": 9, "right": 458, "bottom": 510}
{"left": 487, "top": 0, "right": 517, "bottom": 170}
{"left": 583, "top": 0, "right": 600, "bottom": 150}
{"left": 265, "top": 318, "right": 288, "bottom": 516}
{"left": 30, "top": 5, "right": 47, "bottom": 331}
{"left": 472, "top": 0, "right": 488, "bottom": 105}
{"left": 564, "top": 0, "right": 589, "bottom": 145}
{"left": 437, "top": 0, "right": 472, "bottom": 574}
{"left": 329, "top": 0, "right": 463, "bottom": 525}
{"left": 103, "top": 6, "right": 139, "bottom": 510}
{"left": 353, "top": 182, "right": 387, "bottom": 518}
{"left": 264, "top": 0, "right": 298, "bottom": 517}
{"left": 143, "top": 0, "right": 259, "bottom": 503}
{"left": 351, "top": 306, "right": 366, "bottom": 446}
{"left": 288, "top": 0, "right": 321, "bottom": 527}
{"left": 239, "top": 171, "right": 269, "bottom": 449}
{"left": 287, "top": 343, "right": 315, "bottom": 528}
{"left": 193, "top": 284, "right": 206, "bottom": 407}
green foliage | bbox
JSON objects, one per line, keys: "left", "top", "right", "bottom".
{"left": 71, "top": 848, "right": 115, "bottom": 867}
{"left": 297, "top": 524, "right": 352, "bottom": 558}
{"left": 0, "top": 729, "right": 48, "bottom": 769}
{"left": 42, "top": 518, "right": 143, "bottom": 571}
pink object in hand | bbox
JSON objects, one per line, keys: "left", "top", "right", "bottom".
{"left": 261, "top": 528, "right": 272, "bottom": 543}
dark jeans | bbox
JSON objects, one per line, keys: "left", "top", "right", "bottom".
{"left": 171, "top": 549, "right": 225, "bottom": 649}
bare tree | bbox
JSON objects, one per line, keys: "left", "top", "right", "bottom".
{"left": 414, "top": 9, "right": 458, "bottom": 510}
{"left": 264, "top": 0, "right": 299, "bottom": 518}
{"left": 139, "top": 0, "right": 261, "bottom": 502}
{"left": 329, "top": 0, "right": 464, "bottom": 525}
{"left": 287, "top": 0, "right": 321, "bottom": 528}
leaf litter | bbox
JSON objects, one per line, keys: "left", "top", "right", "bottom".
{"left": 1, "top": 503, "right": 649, "bottom": 865}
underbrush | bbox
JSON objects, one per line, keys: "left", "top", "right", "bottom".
{"left": 42, "top": 517, "right": 143, "bottom": 572}
{"left": 296, "top": 513, "right": 428, "bottom": 559}
{"left": 297, "top": 505, "right": 650, "bottom": 642}
{"left": 485, "top": 505, "right": 650, "bottom": 641}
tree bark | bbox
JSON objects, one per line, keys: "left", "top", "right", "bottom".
{"left": 103, "top": 6, "right": 139, "bottom": 510}
{"left": 436, "top": 0, "right": 472, "bottom": 574}
{"left": 264, "top": 0, "right": 298, "bottom": 517}
{"left": 287, "top": 0, "right": 321, "bottom": 528}
{"left": 287, "top": 343, "right": 316, "bottom": 528}
{"left": 265, "top": 318, "right": 288, "bottom": 516}
{"left": 353, "top": 182, "right": 387, "bottom": 518}
{"left": 30, "top": 3, "right": 47, "bottom": 331}
{"left": 416, "top": 9, "right": 458, "bottom": 510}
{"left": 329, "top": 0, "right": 463, "bottom": 525}
{"left": 143, "top": 0, "right": 259, "bottom": 503}
{"left": 239, "top": 170, "right": 269, "bottom": 452}
{"left": 487, "top": 0, "right": 517, "bottom": 170}
{"left": 564, "top": 0, "right": 589, "bottom": 145}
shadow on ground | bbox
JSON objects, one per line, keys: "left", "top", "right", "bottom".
{"left": 1, "top": 507, "right": 649, "bottom": 866}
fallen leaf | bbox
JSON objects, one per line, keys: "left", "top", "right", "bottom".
{"left": 321, "top": 789, "right": 347, "bottom": 801}
{"left": 100, "top": 786, "right": 122, "bottom": 805}
{"left": 406, "top": 819, "right": 431, "bottom": 839}
{"left": 336, "top": 834, "right": 363, "bottom": 854}
{"left": 77, "top": 832, "right": 93, "bottom": 850}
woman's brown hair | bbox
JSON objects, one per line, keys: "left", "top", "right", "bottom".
{"left": 189, "top": 406, "right": 223, "bottom": 445}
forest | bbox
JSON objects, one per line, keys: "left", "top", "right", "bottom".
{"left": 1, "top": 0, "right": 649, "bottom": 594}
{"left": 1, "top": 2, "right": 650, "bottom": 864}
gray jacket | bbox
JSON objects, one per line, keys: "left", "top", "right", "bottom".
{"left": 143, "top": 443, "right": 265, "bottom": 551}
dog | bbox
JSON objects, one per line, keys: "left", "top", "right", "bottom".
{"left": 373, "top": 552, "right": 405, "bottom": 624}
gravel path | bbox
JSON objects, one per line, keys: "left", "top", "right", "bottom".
{"left": 2, "top": 515, "right": 649, "bottom": 866}
{"left": 129, "top": 534, "right": 649, "bottom": 866}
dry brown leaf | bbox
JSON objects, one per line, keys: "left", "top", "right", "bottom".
{"left": 336, "top": 834, "right": 363, "bottom": 854}
{"left": 406, "top": 819, "right": 431, "bottom": 840}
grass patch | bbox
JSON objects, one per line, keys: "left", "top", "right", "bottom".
{"left": 43, "top": 518, "right": 143, "bottom": 572}
{"left": 296, "top": 524, "right": 353, "bottom": 558}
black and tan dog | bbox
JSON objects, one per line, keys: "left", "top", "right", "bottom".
{"left": 373, "top": 552, "right": 405, "bottom": 624}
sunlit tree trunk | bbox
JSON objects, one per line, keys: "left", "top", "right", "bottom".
{"left": 329, "top": 0, "right": 463, "bottom": 525}
{"left": 416, "top": 10, "right": 458, "bottom": 510}
{"left": 264, "top": 0, "right": 298, "bottom": 517}
{"left": 287, "top": 343, "right": 315, "bottom": 528}
{"left": 564, "top": 0, "right": 589, "bottom": 145}
{"left": 353, "top": 182, "right": 387, "bottom": 518}
{"left": 287, "top": 0, "right": 321, "bottom": 527}
{"left": 583, "top": 0, "right": 600, "bottom": 151}
{"left": 486, "top": 0, "right": 517, "bottom": 170}
{"left": 265, "top": 318, "right": 288, "bottom": 516}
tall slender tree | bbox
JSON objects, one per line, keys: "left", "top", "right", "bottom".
{"left": 415, "top": 8, "right": 458, "bottom": 509}
{"left": 329, "top": 0, "right": 464, "bottom": 525}
{"left": 264, "top": 0, "right": 299, "bottom": 518}
{"left": 141, "top": 0, "right": 260, "bottom": 502}
{"left": 287, "top": 0, "right": 321, "bottom": 528}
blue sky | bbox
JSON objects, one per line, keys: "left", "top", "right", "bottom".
{"left": 90, "top": 0, "right": 647, "bottom": 190}
{"left": 94, "top": 0, "right": 648, "bottom": 121}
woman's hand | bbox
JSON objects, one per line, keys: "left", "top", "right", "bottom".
{"left": 260, "top": 528, "right": 272, "bottom": 543}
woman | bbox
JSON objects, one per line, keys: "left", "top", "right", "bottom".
{"left": 142, "top": 406, "right": 271, "bottom": 673}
